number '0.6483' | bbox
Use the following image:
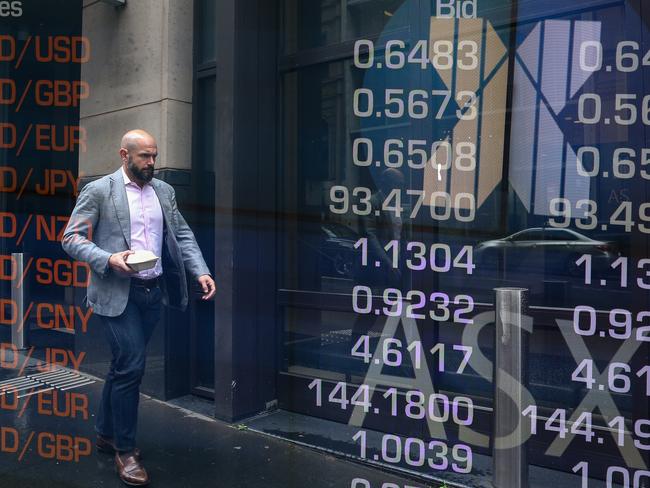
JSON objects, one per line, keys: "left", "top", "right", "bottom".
{"left": 353, "top": 39, "right": 479, "bottom": 71}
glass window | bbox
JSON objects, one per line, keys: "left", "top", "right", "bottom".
{"left": 282, "top": 0, "right": 410, "bottom": 55}
{"left": 198, "top": 0, "right": 216, "bottom": 64}
{"left": 278, "top": 0, "right": 650, "bottom": 484}
{"left": 544, "top": 229, "right": 581, "bottom": 241}
{"left": 511, "top": 229, "right": 544, "bottom": 241}
{"left": 196, "top": 76, "right": 216, "bottom": 174}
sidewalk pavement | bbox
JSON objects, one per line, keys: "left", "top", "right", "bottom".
{"left": 0, "top": 365, "right": 615, "bottom": 488}
{"left": 0, "top": 370, "right": 440, "bottom": 488}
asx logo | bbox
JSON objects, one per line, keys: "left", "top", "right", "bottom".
{"left": 423, "top": 17, "right": 601, "bottom": 217}
{"left": 0, "top": 1, "right": 22, "bottom": 17}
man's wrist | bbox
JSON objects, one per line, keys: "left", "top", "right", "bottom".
{"left": 101, "top": 253, "right": 112, "bottom": 278}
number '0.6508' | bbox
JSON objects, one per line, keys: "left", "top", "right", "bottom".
{"left": 576, "top": 146, "right": 650, "bottom": 179}
{"left": 353, "top": 138, "right": 476, "bottom": 172}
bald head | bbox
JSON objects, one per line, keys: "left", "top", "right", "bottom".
{"left": 119, "top": 130, "right": 158, "bottom": 186}
{"left": 121, "top": 130, "right": 156, "bottom": 151}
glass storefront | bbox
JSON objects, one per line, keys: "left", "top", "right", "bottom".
{"left": 278, "top": 0, "right": 650, "bottom": 484}
{"left": 3, "top": 0, "right": 650, "bottom": 486}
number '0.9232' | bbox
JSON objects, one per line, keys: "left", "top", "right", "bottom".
{"left": 352, "top": 286, "right": 474, "bottom": 324}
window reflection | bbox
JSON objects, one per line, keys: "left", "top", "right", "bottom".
{"left": 283, "top": 0, "right": 408, "bottom": 55}
{"left": 279, "top": 0, "right": 650, "bottom": 481}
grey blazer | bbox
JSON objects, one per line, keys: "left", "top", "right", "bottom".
{"left": 61, "top": 168, "right": 210, "bottom": 317}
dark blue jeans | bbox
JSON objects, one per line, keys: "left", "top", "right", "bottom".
{"left": 95, "top": 281, "right": 162, "bottom": 452}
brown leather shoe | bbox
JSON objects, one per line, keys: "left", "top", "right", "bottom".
{"left": 115, "top": 451, "right": 149, "bottom": 486}
{"left": 97, "top": 436, "right": 141, "bottom": 459}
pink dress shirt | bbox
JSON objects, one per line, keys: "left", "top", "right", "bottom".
{"left": 122, "top": 167, "right": 163, "bottom": 279}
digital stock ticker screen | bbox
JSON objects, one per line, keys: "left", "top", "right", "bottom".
{"left": 279, "top": 1, "right": 650, "bottom": 487}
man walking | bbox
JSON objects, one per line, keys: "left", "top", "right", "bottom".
{"left": 62, "top": 129, "right": 216, "bottom": 486}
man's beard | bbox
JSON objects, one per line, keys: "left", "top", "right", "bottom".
{"left": 127, "top": 157, "right": 154, "bottom": 183}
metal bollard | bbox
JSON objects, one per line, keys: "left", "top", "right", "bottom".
{"left": 493, "top": 287, "right": 529, "bottom": 488}
{"left": 11, "top": 253, "right": 28, "bottom": 350}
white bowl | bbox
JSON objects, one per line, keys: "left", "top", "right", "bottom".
{"left": 126, "top": 250, "right": 159, "bottom": 272}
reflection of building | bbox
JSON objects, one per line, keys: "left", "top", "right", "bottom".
{"left": 423, "top": 17, "right": 509, "bottom": 212}
{"left": 509, "top": 19, "right": 600, "bottom": 217}
{"left": 16, "top": 0, "right": 650, "bottom": 485}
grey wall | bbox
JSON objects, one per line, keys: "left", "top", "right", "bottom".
{"left": 80, "top": 0, "right": 194, "bottom": 177}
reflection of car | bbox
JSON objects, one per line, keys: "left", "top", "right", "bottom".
{"left": 318, "top": 223, "right": 360, "bottom": 279}
{"left": 475, "top": 228, "right": 619, "bottom": 275}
